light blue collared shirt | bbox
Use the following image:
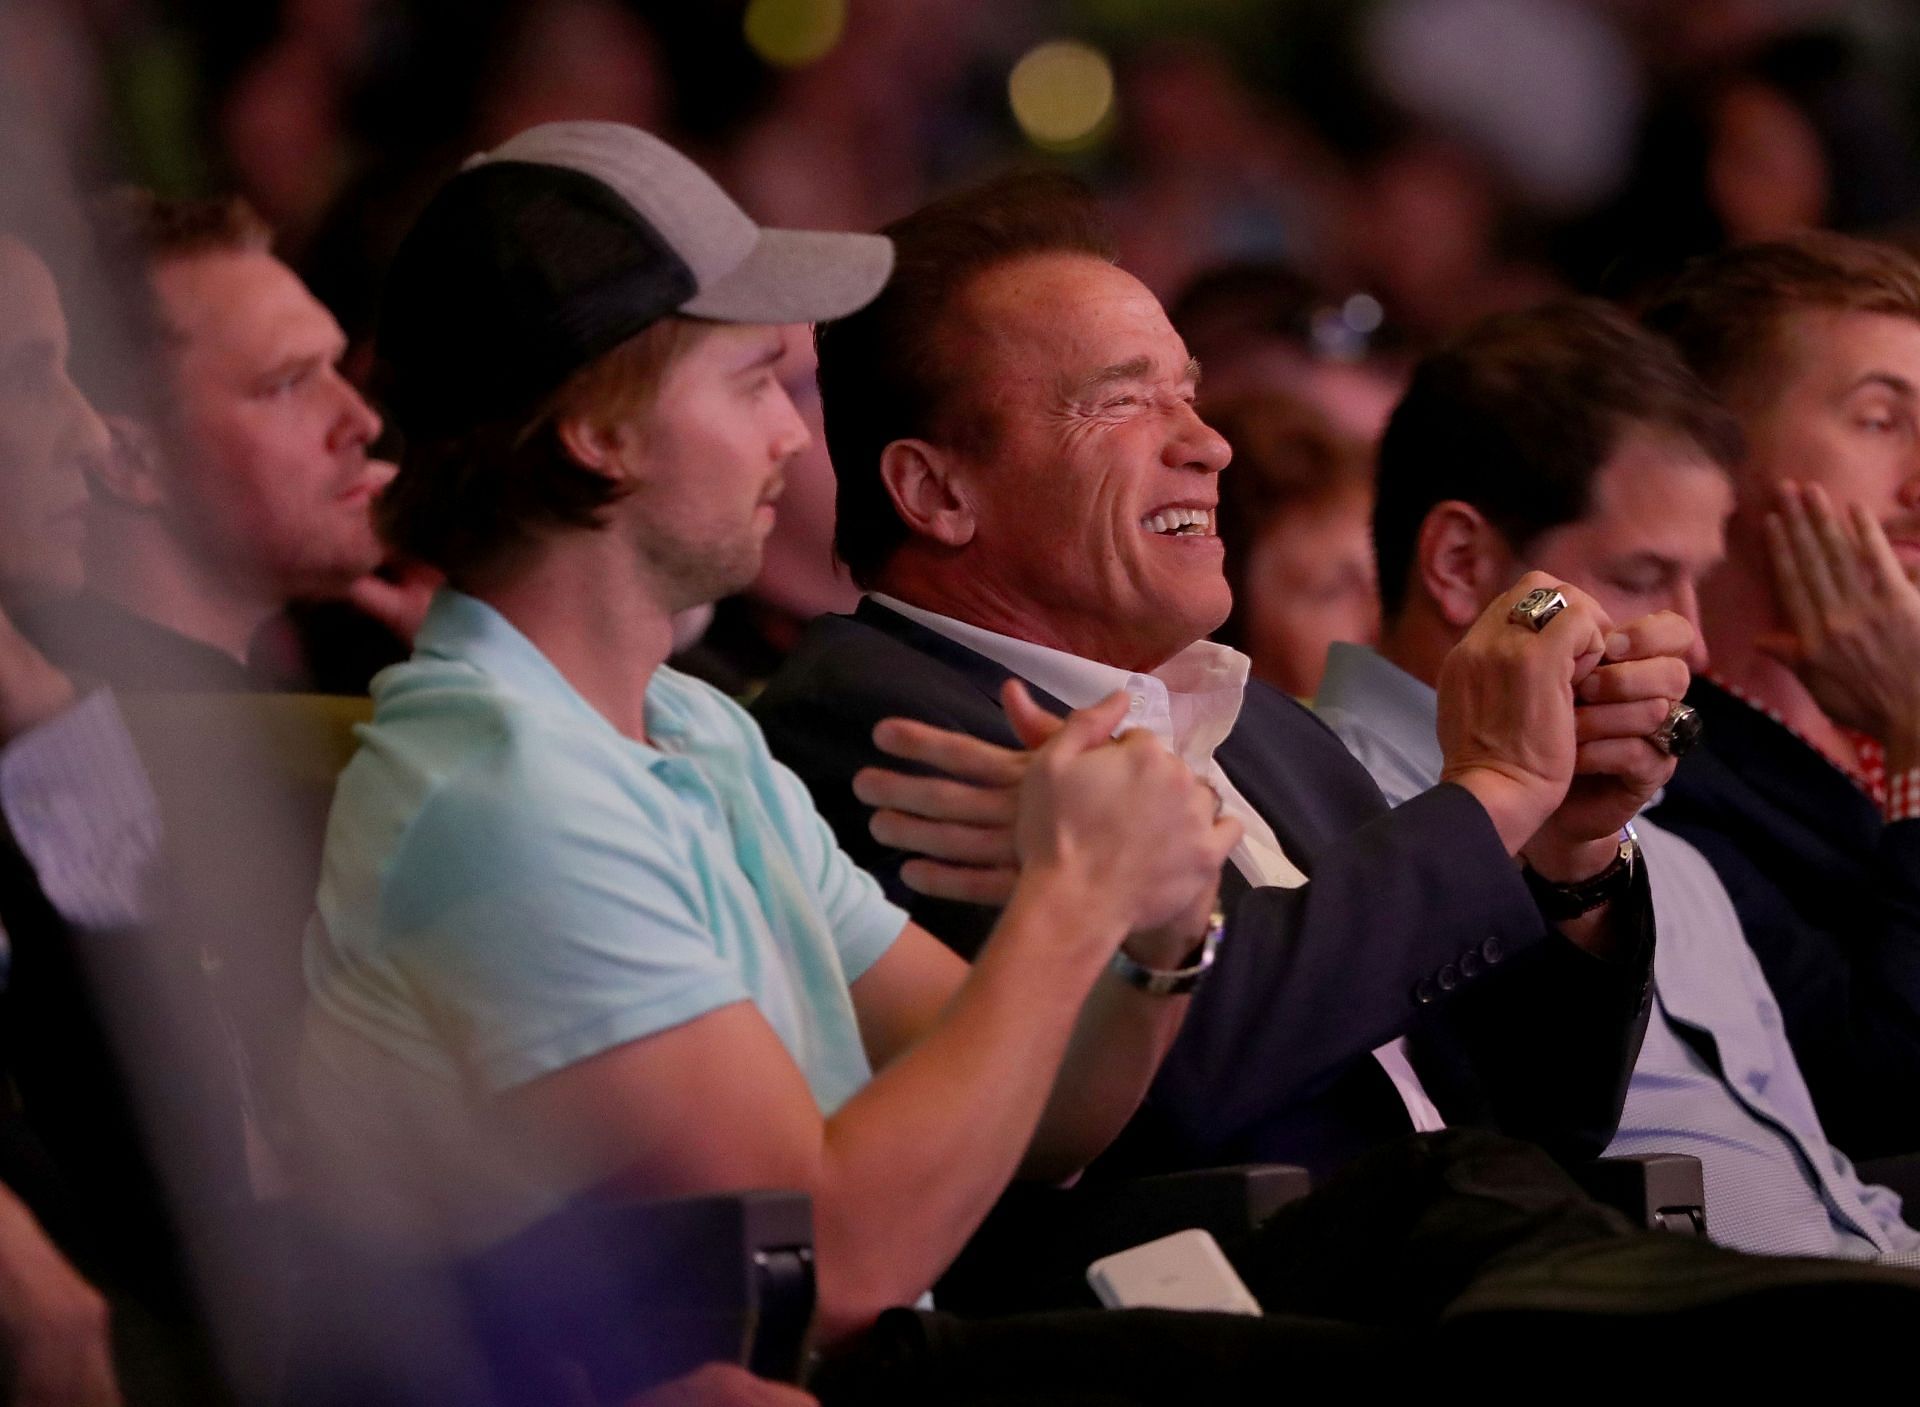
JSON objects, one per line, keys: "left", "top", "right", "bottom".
{"left": 1315, "top": 641, "right": 1920, "bottom": 1261}
{"left": 300, "top": 590, "right": 907, "bottom": 1251}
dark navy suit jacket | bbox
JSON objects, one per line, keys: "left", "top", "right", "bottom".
{"left": 753, "top": 601, "right": 1653, "bottom": 1178}
{"left": 1652, "top": 677, "right": 1920, "bottom": 1160}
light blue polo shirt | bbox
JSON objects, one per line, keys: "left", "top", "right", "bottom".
{"left": 300, "top": 591, "right": 906, "bottom": 1246}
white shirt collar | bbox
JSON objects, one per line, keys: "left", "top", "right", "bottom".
{"left": 867, "top": 592, "right": 1251, "bottom": 772}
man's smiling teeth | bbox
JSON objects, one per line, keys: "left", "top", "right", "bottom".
{"left": 1143, "top": 507, "right": 1216, "bottom": 536}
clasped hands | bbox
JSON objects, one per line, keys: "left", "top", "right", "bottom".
{"left": 854, "top": 682, "right": 1240, "bottom": 969}
{"left": 1439, "top": 570, "right": 1694, "bottom": 889}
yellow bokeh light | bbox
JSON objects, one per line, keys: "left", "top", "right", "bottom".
{"left": 744, "top": 0, "right": 848, "bottom": 69}
{"left": 1008, "top": 40, "right": 1116, "bottom": 151}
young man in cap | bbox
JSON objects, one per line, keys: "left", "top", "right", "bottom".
{"left": 300, "top": 119, "right": 1237, "bottom": 1370}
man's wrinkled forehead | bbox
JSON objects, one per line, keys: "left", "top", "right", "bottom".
{"left": 938, "top": 252, "right": 1187, "bottom": 397}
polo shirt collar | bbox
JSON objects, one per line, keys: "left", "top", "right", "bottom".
{"left": 409, "top": 588, "right": 696, "bottom": 760}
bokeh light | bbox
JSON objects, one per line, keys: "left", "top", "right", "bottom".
{"left": 1008, "top": 40, "right": 1116, "bottom": 152}
{"left": 744, "top": 0, "right": 849, "bottom": 69}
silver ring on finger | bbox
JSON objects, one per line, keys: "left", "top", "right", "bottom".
{"left": 1648, "top": 701, "right": 1703, "bottom": 758}
{"left": 1508, "top": 586, "right": 1569, "bottom": 633}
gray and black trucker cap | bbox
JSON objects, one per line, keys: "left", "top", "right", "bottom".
{"left": 376, "top": 121, "right": 894, "bottom": 436}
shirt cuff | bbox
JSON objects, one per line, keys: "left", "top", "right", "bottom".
{"left": 1888, "top": 765, "right": 1920, "bottom": 824}
{"left": 0, "top": 689, "right": 163, "bottom": 931}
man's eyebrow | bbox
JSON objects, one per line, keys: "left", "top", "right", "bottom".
{"left": 738, "top": 336, "right": 786, "bottom": 372}
{"left": 255, "top": 348, "right": 329, "bottom": 381}
{"left": 1845, "top": 371, "right": 1919, "bottom": 399}
{"left": 1061, "top": 355, "right": 1203, "bottom": 399}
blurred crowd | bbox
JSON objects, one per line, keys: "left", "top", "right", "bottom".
{"left": 11, "top": 0, "right": 1920, "bottom": 696}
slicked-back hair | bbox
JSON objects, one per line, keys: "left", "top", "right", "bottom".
{"left": 1641, "top": 231, "right": 1920, "bottom": 406}
{"left": 1374, "top": 298, "right": 1743, "bottom": 619}
{"left": 815, "top": 170, "right": 1118, "bottom": 587}
{"left": 378, "top": 316, "right": 708, "bottom": 582}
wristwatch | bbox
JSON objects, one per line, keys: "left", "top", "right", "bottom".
{"left": 1523, "top": 824, "right": 1640, "bottom": 922}
{"left": 1110, "top": 908, "right": 1227, "bottom": 996}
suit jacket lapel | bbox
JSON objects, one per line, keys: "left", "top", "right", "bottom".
{"left": 852, "top": 598, "right": 1076, "bottom": 720}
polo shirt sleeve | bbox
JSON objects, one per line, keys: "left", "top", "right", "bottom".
{"left": 378, "top": 737, "right": 752, "bottom": 1093}
{"left": 725, "top": 700, "right": 907, "bottom": 984}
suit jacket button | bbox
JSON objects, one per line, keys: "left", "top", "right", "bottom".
{"left": 1458, "top": 951, "right": 1485, "bottom": 980}
{"left": 1413, "top": 978, "right": 1438, "bottom": 1004}
{"left": 1480, "top": 937, "right": 1504, "bottom": 965}
{"left": 1436, "top": 964, "right": 1461, "bottom": 992}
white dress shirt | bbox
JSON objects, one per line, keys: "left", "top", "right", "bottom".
{"left": 869, "top": 594, "right": 1449, "bottom": 1132}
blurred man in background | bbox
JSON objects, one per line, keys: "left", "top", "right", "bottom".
{"left": 1646, "top": 233, "right": 1920, "bottom": 1161}
{"left": 22, "top": 191, "right": 408, "bottom": 693}
{"left": 0, "top": 229, "right": 231, "bottom": 1407}
{"left": 1204, "top": 391, "right": 1378, "bottom": 699}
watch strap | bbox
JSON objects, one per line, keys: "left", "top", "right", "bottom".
{"left": 1110, "top": 908, "right": 1226, "bottom": 996}
{"left": 1524, "top": 825, "right": 1639, "bottom": 922}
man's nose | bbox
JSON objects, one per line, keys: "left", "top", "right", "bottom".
{"left": 1166, "top": 404, "right": 1231, "bottom": 475}
{"left": 1899, "top": 457, "right": 1920, "bottom": 512}
{"left": 329, "top": 371, "right": 382, "bottom": 452}
{"left": 772, "top": 385, "right": 811, "bottom": 462}
{"left": 66, "top": 381, "right": 112, "bottom": 470}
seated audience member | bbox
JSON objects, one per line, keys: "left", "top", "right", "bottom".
{"left": 298, "top": 122, "right": 1266, "bottom": 1394}
{"left": 1316, "top": 298, "right": 1920, "bottom": 1261}
{"left": 1643, "top": 234, "right": 1920, "bottom": 1159}
{"left": 672, "top": 326, "right": 859, "bottom": 698}
{"left": 754, "top": 171, "right": 1668, "bottom": 1183}
{"left": 20, "top": 191, "right": 404, "bottom": 692}
{"left": 0, "top": 231, "right": 226, "bottom": 1403}
{"left": 1205, "top": 392, "right": 1378, "bottom": 699}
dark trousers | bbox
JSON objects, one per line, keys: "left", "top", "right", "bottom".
{"left": 816, "top": 1130, "right": 1920, "bottom": 1403}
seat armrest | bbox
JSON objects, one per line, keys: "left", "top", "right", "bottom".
{"left": 1574, "top": 1154, "right": 1706, "bottom": 1236}
{"left": 935, "top": 1164, "right": 1312, "bottom": 1315}
{"left": 287, "top": 1190, "right": 815, "bottom": 1406}
{"left": 460, "top": 1189, "right": 816, "bottom": 1400}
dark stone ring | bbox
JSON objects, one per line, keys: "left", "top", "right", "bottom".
{"left": 1649, "top": 702, "right": 1704, "bottom": 758}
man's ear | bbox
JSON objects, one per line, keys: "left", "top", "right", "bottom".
{"left": 88, "top": 415, "right": 168, "bottom": 510}
{"left": 878, "top": 439, "right": 975, "bottom": 549}
{"left": 1415, "top": 501, "right": 1513, "bottom": 629}
{"left": 553, "top": 413, "right": 632, "bottom": 488}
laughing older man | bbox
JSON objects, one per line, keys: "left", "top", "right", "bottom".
{"left": 753, "top": 173, "right": 1679, "bottom": 1182}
